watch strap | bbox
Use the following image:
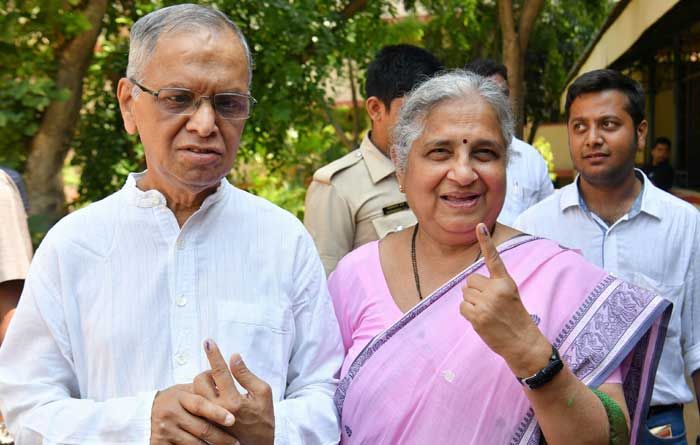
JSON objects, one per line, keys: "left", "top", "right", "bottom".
{"left": 517, "top": 345, "right": 564, "bottom": 390}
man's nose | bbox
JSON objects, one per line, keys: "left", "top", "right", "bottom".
{"left": 185, "top": 98, "right": 218, "bottom": 137}
{"left": 584, "top": 126, "right": 603, "bottom": 146}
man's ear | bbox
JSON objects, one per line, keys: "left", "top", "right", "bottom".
{"left": 117, "top": 78, "right": 138, "bottom": 135}
{"left": 365, "top": 96, "right": 386, "bottom": 125}
{"left": 636, "top": 120, "right": 648, "bottom": 153}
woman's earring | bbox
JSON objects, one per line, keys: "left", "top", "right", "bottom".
{"left": 399, "top": 184, "right": 405, "bottom": 193}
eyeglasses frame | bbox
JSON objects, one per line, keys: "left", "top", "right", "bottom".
{"left": 128, "top": 77, "right": 257, "bottom": 120}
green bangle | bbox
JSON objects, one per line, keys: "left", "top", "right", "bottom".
{"left": 538, "top": 389, "right": 629, "bottom": 445}
{"left": 591, "top": 388, "right": 629, "bottom": 445}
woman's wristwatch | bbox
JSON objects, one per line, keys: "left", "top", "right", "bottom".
{"left": 517, "top": 345, "right": 563, "bottom": 390}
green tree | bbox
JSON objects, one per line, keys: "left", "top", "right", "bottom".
{"left": 416, "top": 0, "right": 612, "bottom": 138}
{"left": 1, "top": 0, "right": 612, "bottom": 234}
{"left": 1, "top": 0, "right": 107, "bottom": 226}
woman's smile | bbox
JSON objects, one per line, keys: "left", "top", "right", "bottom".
{"left": 440, "top": 191, "right": 482, "bottom": 209}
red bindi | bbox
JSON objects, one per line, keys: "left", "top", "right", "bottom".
{"left": 462, "top": 138, "right": 468, "bottom": 144}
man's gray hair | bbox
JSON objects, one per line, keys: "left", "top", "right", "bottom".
{"left": 126, "top": 4, "right": 253, "bottom": 85}
{"left": 392, "top": 69, "right": 514, "bottom": 172}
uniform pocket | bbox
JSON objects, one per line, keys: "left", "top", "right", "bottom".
{"left": 371, "top": 210, "right": 416, "bottom": 239}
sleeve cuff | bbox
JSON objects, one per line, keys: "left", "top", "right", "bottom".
{"left": 272, "top": 400, "right": 289, "bottom": 445}
{"left": 684, "top": 343, "right": 700, "bottom": 375}
{"left": 139, "top": 390, "right": 158, "bottom": 442}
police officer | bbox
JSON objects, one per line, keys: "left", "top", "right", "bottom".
{"left": 305, "top": 45, "right": 443, "bottom": 274}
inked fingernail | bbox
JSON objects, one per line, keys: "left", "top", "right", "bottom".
{"left": 233, "top": 355, "right": 243, "bottom": 366}
{"left": 224, "top": 413, "right": 235, "bottom": 426}
{"left": 479, "top": 224, "right": 489, "bottom": 236}
{"left": 204, "top": 339, "right": 212, "bottom": 352}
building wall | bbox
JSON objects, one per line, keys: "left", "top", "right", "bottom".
{"left": 654, "top": 88, "right": 676, "bottom": 150}
{"left": 531, "top": 123, "right": 573, "bottom": 175}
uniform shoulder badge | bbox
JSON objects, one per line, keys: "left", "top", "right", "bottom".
{"left": 312, "top": 149, "right": 364, "bottom": 184}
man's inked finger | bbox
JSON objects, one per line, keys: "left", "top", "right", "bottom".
{"left": 475, "top": 223, "right": 509, "bottom": 279}
{"left": 203, "top": 338, "right": 239, "bottom": 398}
{"left": 180, "top": 392, "right": 235, "bottom": 427}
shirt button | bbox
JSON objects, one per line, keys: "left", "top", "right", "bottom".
{"left": 176, "top": 239, "right": 185, "bottom": 250}
{"left": 355, "top": 152, "right": 362, "bottom": 158}
{"left": 175, "top": 352, "right": 188, "bottom": 365}
{"left": 176, "top": 296, "right": 187, "bottom": 307}
{"left": 395, "top": 225, "right": 404, "bottom": 231}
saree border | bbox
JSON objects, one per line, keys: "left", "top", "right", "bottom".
{"left": 511, "top": 279, "right": 671, "bottom": 445}
{"left": 334, "top": 234, "right": 538, "bottom": 414}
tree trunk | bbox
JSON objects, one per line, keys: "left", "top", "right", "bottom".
{"left": 25, "top": 0, "right": 107, "bottom": 224}
{"left": 498, "top": 0, "right": 544, "bottom": 139}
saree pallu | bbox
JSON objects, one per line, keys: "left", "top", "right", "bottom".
{"left": 334, "top": 236, "right": 671, "bottom": 445}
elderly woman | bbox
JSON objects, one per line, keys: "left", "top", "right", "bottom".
{"left": 329, "top": 71, "right": 670, "bottom": 444}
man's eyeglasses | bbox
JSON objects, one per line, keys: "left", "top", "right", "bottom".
{"left": 129, "top": 78, "right": 256, "bottom": 120}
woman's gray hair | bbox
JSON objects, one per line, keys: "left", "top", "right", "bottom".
{"left": 126, "top": 4, "right": 253, "bottom": 85}
{"left": 392, "top": 69, "right": 514, "bottom": 172}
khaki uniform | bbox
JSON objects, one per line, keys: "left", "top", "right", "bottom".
{"left": 0, "top": 170, "right": 32, "bottom": 283}
{"left": 305, "top": 135, "right": 416, "bottom": 275}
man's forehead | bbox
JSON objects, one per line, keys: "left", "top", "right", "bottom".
{"left": 569, "top": 90, "right": 631, "bottom": 118}
{"left": 142, "top": 27, "right": 249, "bottom": 80}
{"left": 151, "top": 26, "right": 239, "bottom": 53}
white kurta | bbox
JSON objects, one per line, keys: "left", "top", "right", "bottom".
{"left": 0, "top": 173, "right": 344, "bottom": 444}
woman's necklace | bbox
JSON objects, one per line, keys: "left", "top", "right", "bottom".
{"left": 410, "top": 223, "right": 491, "bottom": 300}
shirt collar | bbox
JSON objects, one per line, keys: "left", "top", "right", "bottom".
{"left": 561, "top": 169, "right": 661, "bottom": 220}
{"left": 123, "top": 171, "right": 230, "bottom": 210}
{"left": 635, "top": 169, "right": 663, "bottom": 219}
{"left": 360, "top": 134, "right": 396, "bottom": 184}
{"left": 508, "top": 137, "right": 525, "bottom": 157}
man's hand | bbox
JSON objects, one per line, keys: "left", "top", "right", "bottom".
{"left": 150, "top": 383, "right": 238, "bottom": 445}
{"left": 194, "top": 339, "right": 275, "bottom": 445}
{"left": 459, "top": 223, "right": 551, "bottom": 377}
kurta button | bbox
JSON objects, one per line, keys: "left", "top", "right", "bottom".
{"left": 176, "top": 296, "right": 187, "bottom": 307}
{"left": 175, "top": 352, "right": 188, "bottom": 365}
{"left": 176, "top": 239, "right": 185, "bottom": 250}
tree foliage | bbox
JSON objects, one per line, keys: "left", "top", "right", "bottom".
{"left": 1, "top": 0, "right": 613, "bottom": 229}
{"left": 416, "top": 0, "right": 612, "bottom": 140}
{"left": 0, "top": 0, "right": 90, "bottom": 170}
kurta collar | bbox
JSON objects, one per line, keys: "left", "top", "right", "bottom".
{"left": 123, "top": 171, "right": 229, "bottom": 210}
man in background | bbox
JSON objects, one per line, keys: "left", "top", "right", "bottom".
{"left": 464, "top": 58, "right": 554, "bottom": 225}
{"left": 0, "top": 168, "right": 32, "bottom": 443}
{"left": 305, "top": 44, "right": 443, "bottom": 275}
{"left": 644, "top": 136, "right": 674, "bottom": 191}
{"left": 0, "top": 169, "right": 32, "bottom": 344}
{"left": 515, "top": 69, "right": 699, "bottom": 444}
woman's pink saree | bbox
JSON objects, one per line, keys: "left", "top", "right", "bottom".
{"left": 334, "top": 236, "right": 671, "bottom": 444}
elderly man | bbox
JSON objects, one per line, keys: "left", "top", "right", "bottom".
{"left": 0, "top": 4, "right": 343, "bottom": 445}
